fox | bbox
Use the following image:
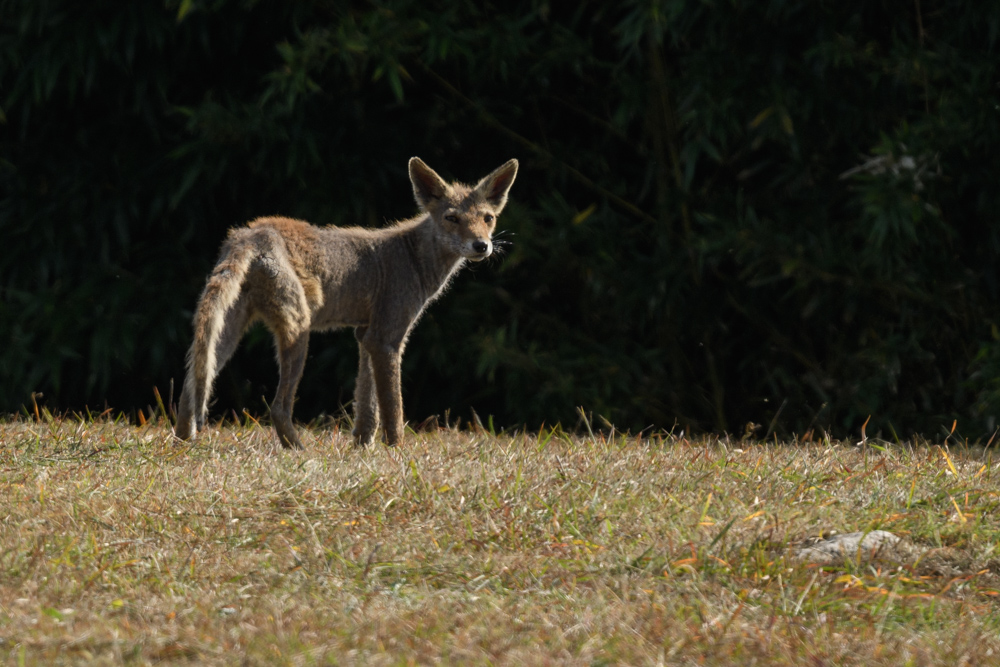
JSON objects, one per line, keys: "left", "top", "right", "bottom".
{"left": 174, "top": 157, "right": 519, "bottom": 449}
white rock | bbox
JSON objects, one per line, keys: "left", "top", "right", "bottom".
{"left": 796, "top": 530, "right": 913, "bottom": 564}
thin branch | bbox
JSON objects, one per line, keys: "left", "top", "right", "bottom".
{"left": 546, "top": 94, "right": 637, "bottom": 150}
{"left": 647, "top": 40, "right": 692, "bottom": 238}
{"left": 415, "top": 60, "right": 658, "bottom": 225}
{"left": 915, "top": 0, "right": 930, "bottom": 113}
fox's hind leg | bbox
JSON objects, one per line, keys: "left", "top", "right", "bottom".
{"left": 272, "top": 332, "right": 309, "bottom": 449}
{"left": 175, "top": 381, "right": 198, "bottom": 440}
{"left": 351, "top": 326, "right": 379, "bottom": 447}
{"left": 260, "top": 283, "right": 312, "bottom": 448}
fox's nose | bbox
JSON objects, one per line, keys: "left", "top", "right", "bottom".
{"left": 472, "top": 240, "right": 490, "bottom": 254}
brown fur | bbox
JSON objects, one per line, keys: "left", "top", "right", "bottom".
{"left": 174, "top": 158, "right": 518, "bottom": 448}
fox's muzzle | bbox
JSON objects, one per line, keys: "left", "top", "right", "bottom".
{"left": 470, "top": 239, "right": 492, "bottom": 259}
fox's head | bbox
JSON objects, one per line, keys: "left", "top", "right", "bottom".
{"left": 409, "top": 157, "right": 518, "bottom": 261}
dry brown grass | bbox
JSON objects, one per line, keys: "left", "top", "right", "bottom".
{"left": 2, "top": 413, "right": 1000, "bottom": 665}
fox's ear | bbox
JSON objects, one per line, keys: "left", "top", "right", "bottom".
{"left": 409, "top": 157, "right": 449, "bottom": 210}
{"left": 475, "top": 159, "right": 519, "bottom": 213}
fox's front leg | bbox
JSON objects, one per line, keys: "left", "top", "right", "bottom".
{"left": 361, "top": 333, "right": 406, "bottom": 447}
{"left": 352, "top": 327, "right": 379, "bottom": 447}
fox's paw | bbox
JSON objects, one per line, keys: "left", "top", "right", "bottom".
{"left": 383, "top": 427, "right": 403, "bottom": 448}
{"left": 274, "top": 428, "right": 304, "bottom": 450}
{"left": 352, "top": 426, "right": 376, "bottom": 448}
{"left": 173, "top": 419, "right": 196, "bottom": 441}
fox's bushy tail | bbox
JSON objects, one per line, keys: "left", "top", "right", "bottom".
{"left": 175, "top": 237, "right": 256, "bottom": 438}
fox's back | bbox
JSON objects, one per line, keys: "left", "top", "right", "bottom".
{"left": 239, "top": 216, "right": 414, "bottom": 330}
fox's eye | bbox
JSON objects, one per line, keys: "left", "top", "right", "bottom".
{"left": 445, "top": 215, "right": 459, "bottom": 223}
{"left": 484, "top": 214, "right": 494, "bottom": 223}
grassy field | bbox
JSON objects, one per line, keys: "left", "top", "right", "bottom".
{"left": 2, "top": 413, "right": 1000, "bottom": 665}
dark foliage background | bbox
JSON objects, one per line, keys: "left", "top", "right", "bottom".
{"left": 2, "top": 0, "right": 999, "bottom": 438}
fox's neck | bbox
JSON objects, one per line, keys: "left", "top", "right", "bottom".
{"left": 402, "top": 216, "right": 465, "bottom": 299}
